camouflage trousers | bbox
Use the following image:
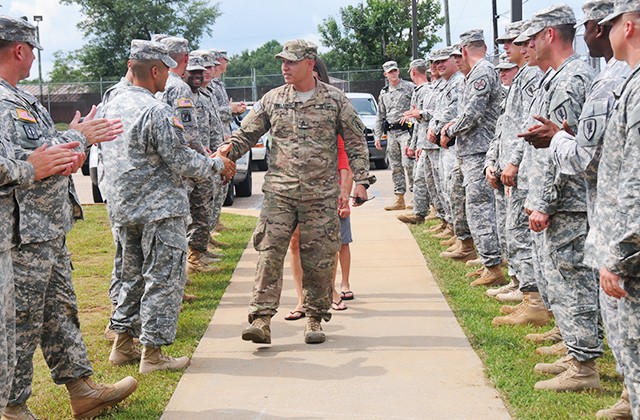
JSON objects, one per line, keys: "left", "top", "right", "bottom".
{"left": 411, "top": 152, "right": 429, "bottom": 217}
{"left": 531, "top": 230, "right": 550, "bottom": 308}
{"left": 111, "top": 217, "right": 188, "bottom": 347}
{"left": 493, "top": 186, "right": 511, "bottom": 275}
{"left": 459, "top": 154, "right": 502, "bottom": 267}
{"left": 544, "top": 212, "right": 603, "bottom": 362}
{"left": 423, "top": 148, "right": 445, "bottom": 220}
{"left": 0, "top": 250, "right": 15, "bottom": 412}
{"left": 108, "top": 227, "right": 122, "bottom": 306}
{"left": 438, "top": 147, "right": 456, "bottom": 225}
{"left": 600, "top": 291, "right": 624, "bottom": 374}
{"left": 619, "top": 279, "right": 640, "bottom": 419}
{"left": 210, "top": 174, "right": 226, "bottom": 230}
{"left": 506, "top": 188, "right": 536, "bottom": 292}
{"left": 249, "top": 193, "right": 340, "bottom": 323}
{"left": 450, "top": 159, "right": 472, "bottom": 241}
{"left": 188, "top": 176, "right": 214, "bottom": 252}
{"left": 10, "top": 236, "right": 93, "bottom": 405}
{"left": 387, "top": 130, "right": 413, "bottom": 194}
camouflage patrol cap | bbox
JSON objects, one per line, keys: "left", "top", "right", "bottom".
{"left": 431, "top": 47, "right": 454, "bottom": 61}
{"left": 523, "top": 4, "right": 577, "bottom": 38}
{"left": 459, "top": 29, "right": 484, "bottom": 46}
{"left": 275, "top": 39, "right": 318, "bottom": 61}
{"left": 129, "top": 40, "right": 177, "bottom": 68}
{"left": 513, "top": 20, "right": 533, "bottom": 44}
{"left": 599, "top": 0, "right": 640, "bottom": 24}
{"left": 496, "top": 21, "right": 525, "bottom": 43}
{"left": 382, "top": 60, "right": 399, "bottom": 72}
{"left": 451, "top": 44, "right": 463, "bottom": 56}
{"left": 0, "top": 15, "right": 42, "bottom": 49}
{"left": 215, "top": 49, "right": 229, "bottom": 60}
{"left": 409, "top": 58, "right": 427, "bottom": 69}
{"left": 159, "top": 36, "right": 189, "bottom": 54}
{"left": 496, "top": 53, "right": 518, "bottom": 69}
{"left": 186, "top": 55, "right": 206, "bottom": 72}
{"left": 191, "top": 49, "right": 220, "bottom": 67}
{"left": 575, "top": 0, "right": 614, "bottom": 27}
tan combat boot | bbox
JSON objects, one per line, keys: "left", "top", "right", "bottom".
{"left": 470, "top": 265, "right": 507, "bottom": 287}
{"left": 66, "top": 376, "right": 138, "bottom": 419}
{"left": 536, "top": 341, "right": 568, "bottom": 356}
{"left": 443, "top": 238, "right": 461, "bottom": 253}
{"left": 466, "top": 266, "right": 485, "bottom": 278}
{"left": 384, "top": 194, "right": 405, "bottom": 211}
{"left": 425, "top": 219, "right": 447, "bottom": 233}
{"left": 205, "top": 250, "right": 225, "bottom": 259}
{"left": 104, "top": 324, "right": 116, "bottom": 343}
{"left": 139, "top": 346, "right": 190, "bottom": 373}
{"left": 596, "top": 385, "right": 632, "bottom": 419}
{"left": 304, "top": 316, "right": 325, "bottom": 344}
{"left": 187, "top": 249, "right": 221, "bottom": 275}
{"left": 465, "top": 257, "right": 482, "bottom": 267}
{"left": 433, "top": 224, "right": 454, "bottom": 239}
{"left": 1, "top": 404, "right": 40, "bottom": 420}
{"left": 109, "top": 333, "right": 141, "bottom": 366}
{"left": 441, "top": 235, "right": 457, "bottom": 246}
{"left": 440, "top": 238, "right": 477, "bottom": 262}
{"left": 397, "top": 213, "right": 425, "bottom": 224}
{"left": 182, "top": 293, "right": 198, "bottom": 303}
{"left": 209, "top": 237, "right": 229, "bottom": 248}
{"left": 496, "top": 289, "right": 523, "bottom": 302}
{"left": 525, "top": 326, "right": 563, "bottom": 344}
{"left": 242, "top": 316, "right": 272, "bottom": 344}
{"left": 534, "top": 354, "right": 574, "bottom": 374}
{"left": 486, "top": 278, "right": 518, "bottom": 298}
{"left": 425, "top": 205, "right": 438, "bottom": 221}
{"left": 492, "top": 292, "right": 550, "bottom": 326}
{"left": 500, "top": 302, "right": 522, "bottom": 314}
{"left": 534, "top": 358, "right": 600, "bottom": 392}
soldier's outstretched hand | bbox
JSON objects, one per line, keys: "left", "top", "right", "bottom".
{"left": 212, "top": 143, "right": 236, "bottom": 184}
{"left": 27, "top": 142, "right": 81, "bottom": 180}
{"left": 70, "top": 105, "right": 124, "bottom": 146}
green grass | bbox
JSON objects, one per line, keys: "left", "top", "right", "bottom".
{"left": 408, "top": 222, "right": 623, "bottom": 419}
{"left": 29, "top": 206, "right": 256, "bottom": 419}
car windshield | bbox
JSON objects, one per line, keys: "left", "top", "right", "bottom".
{"left": 349, "top": 97, "right": 377, "bottom": 116}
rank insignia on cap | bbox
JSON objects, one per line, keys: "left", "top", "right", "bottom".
{"left": 172, "top": 116, "right": 184, "bottom": 129}
{"left": 16, "top": 108, "right": 36, "bottom": 123}
{"left": 177, "top": 98, "right": 194, "bottom": 108}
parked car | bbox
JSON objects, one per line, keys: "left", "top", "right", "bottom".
{"left": 223, "top": 113, "right": 253, "bottom": 206}
{"left": 346, "top": 92, "right": 388, "bottom": 169}
{"left": 236, "top": 105, "right": 270, "bottom": 171}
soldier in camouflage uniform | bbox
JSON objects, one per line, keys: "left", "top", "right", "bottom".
{"left": 485, "top": 22, "right": 544, "bottom": 307}
{"left": 441, "top": 30, "right": 504, "bottom": 285}
{"left": 226, "top": 40, "right": 373, "bottom": 345}
{"left": 516, "top": 5, "right": 602, "bottom": 392}
{"left": 589, "top": 3, "right": 640, "bottom": 414}
{"left": 397, "top": 58, "right": 432, "bottom": 224}
{"left": 0, "top": 15, "right": 138, "bottom": 419}
{"left": 375, "top": 61, "right": 415, "bottom": 211}
{"left": 102, "top": 40, "right": 235, "bottom": 373}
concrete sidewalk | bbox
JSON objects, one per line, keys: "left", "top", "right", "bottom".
{"left": 162, "top": 196, "right": 511, "bottom": 419}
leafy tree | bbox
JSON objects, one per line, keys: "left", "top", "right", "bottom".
{"left": 225, "top": 40, "right": 283, "bottom": 78}
{"left": 55, "top": 0, "right": 222, "bottom": 80}
{"left": 318, "top": 0, "right": 444, "bottom": 70}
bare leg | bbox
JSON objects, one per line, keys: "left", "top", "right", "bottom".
{"left": 339, "top": 243, "right": 351, "bottom": 293}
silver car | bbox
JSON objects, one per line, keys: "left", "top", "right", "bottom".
{"left": 346, "top": 92, "right": 388, "bottom": 169}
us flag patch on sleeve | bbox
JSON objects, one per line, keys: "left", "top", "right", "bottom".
{"left": 177, "top": 98, "right": 194, "bottom": 108}
{"left": 16, "top": 108, "right": 36, "bottom": 123}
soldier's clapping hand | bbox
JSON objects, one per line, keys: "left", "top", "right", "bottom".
{"left": 212, "top": 143, "right": 236, "bottom": 185}
{"left": 27, "top": 142, "right": 82, "bottom": 180}
{"left": 69, "top": 105, "right": 124, "bottom": 146}
{"left": 400, "top": 105, "right": 421, "bottom": 125}
{"left": 517, "top": 115, "right": 566, "bottom": 149}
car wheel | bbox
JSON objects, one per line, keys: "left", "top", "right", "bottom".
{"left": 223, "top": 183, "right": 235, "bottom": 206}
{"left": 374, "top": 157, "right": 389, "bottom": 170}
{"left": 236, "top": 163, "right": 252, "bottom": 197}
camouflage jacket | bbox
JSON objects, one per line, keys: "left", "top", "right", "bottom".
{"left": 0, "top": 78, "right": 85, "bottom": 245}
{"left": 429, "top": 72, "right": 464, "bottom": 141}
{"left": 226, "top": 81, "right": 371, "bottom": 201}
{"left": 408, "top": 82, "right": 430, "bottom": 150}
{"left": 585, "top": 64, "right": 640, "bottom": 277}
{"left": 101, "top": 85, "right": 222, "bottom": 226}
{"left": 199, "top": 86, "right": 225, "bottom": 149}
{"left": 417, "top": 78, "right": 443, "bottom": 150}
{"left": 157, "top": 72, "right": 206, "bottom": 155}
{"left": 374, "top": 78, "right": 415, "bottom": 140}
{"left": 550, "top": 58, "right": 630, "bottom": 220}
{"left": 447, "top": 59, "right": 502, "bottom": 156}
{"left": 526, "top": 54, "right": 595, "bottom": 215}
{"left": 486, "top": 64, "right": 543, "bottom": 172}
{"left": 209, "top": 78, "right": 233, "bottom": 137}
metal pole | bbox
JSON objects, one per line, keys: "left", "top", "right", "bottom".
{"left": 443, "top": 0, "right": 451, "bottom": 46}
{"left": 34, "top": 19, "right": 44, "bottom": 104}
{"left": 511, "top": 0, "right": 523, "bottom": 22}
{"left": 492, "top": 0, "right": 499, "bottom": 56}
{"left": 411, "top": 0, "right": 418, "bottom": 59}
{"left": 251, "top": 68, "right": 257, "bottom": 102}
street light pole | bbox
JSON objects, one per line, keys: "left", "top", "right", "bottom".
{"left": 33, "top": 16, "right": 43, "bottom": 105}
{"left": 411, "top": 0, "right": 418, "bottom": 59}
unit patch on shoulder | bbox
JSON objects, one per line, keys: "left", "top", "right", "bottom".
{"left": 177, "top": 98, "right": 194, "bottom": 108}
{"left": 583, "top": 118, "right": 596, "bottom": 141}
{"left": 172, "top": 116, "right": 184, "bottom": 130}
{"left": 16, "top": 108, "right": 36, "bottom": 123}
{"left": 473, "top": 77, "right": 488, "bottom": 93}
{"left": 555, "top": 105, "right": 567, "bottom": 122}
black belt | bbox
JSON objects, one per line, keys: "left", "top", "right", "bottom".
{"left": 388, "top": 122, "right": 410, "bottom": 131}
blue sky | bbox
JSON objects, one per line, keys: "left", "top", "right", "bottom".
{"left": 2, "top": 0, "right": 586, "bottom": 78}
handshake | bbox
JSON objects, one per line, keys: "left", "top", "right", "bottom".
{"left": 210, "top": 143, "right": 236, "bottom": 185}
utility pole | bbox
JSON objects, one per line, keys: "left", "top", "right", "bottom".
{"left": 443, "top": 0, "right": 451, "bottom": 45}
{"left": 511, "top": 0, "right": 522, "bottom": 21}
{"left": 33, "top": 15, "right": 44, "bottom": 105}
{"left": 411, "top": 0, "right": 418, "bottom": 59}
{"left": 491, "top": 0, "right": 499, "bottom": 57}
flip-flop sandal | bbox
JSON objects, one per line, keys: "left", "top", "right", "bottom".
{"left": 340, "top": 290, "right": 355, "bottom": 300}
{"left": 331, "top": 299, "right": 348, "bottom": 311}
{"left": 284, "top": 310, "right": 306, "bottom": 321}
